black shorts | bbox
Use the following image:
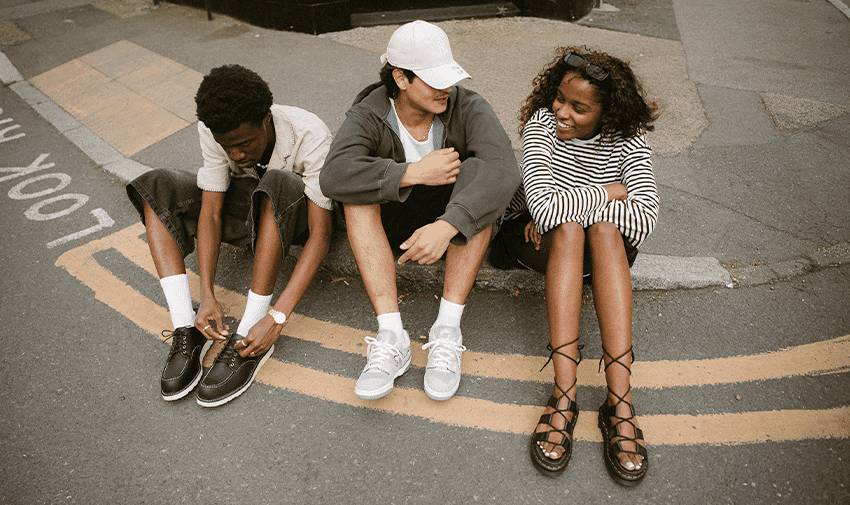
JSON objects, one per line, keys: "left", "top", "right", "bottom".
{"left": 379, "top": 184, "right": 454, "bottom": 252}
{"left": 490, "top": 212, "right": 638, "bottom": 277}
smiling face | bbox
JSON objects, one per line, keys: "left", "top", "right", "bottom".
{"left": 395, "top": 69, "right": 451, "bottom": 116}
{"left": 552, "top": 72, "right": 603, "bottom": 140}
{"left": 211, "top": 112, "right": 273, "bottom": 169}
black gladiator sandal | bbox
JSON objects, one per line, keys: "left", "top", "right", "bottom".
{"left": 530, "top": 338, "right": 582, "bottom": 476}
{"left": 597, "top": 346, "right": 648, "bottom": 486}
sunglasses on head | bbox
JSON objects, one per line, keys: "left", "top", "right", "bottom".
{"left": 563, "top": 52, "right": 609, "bottom": 81}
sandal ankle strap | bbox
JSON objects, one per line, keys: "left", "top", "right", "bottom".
{"left": 598, "top": 345, "right": 635, "bottom": 374}
{"left": 540, "top": 338, "right": 584, "bottom": 372}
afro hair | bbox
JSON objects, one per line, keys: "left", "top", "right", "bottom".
{"left": 195, "top": 64, "right": 273, "bottom": 134}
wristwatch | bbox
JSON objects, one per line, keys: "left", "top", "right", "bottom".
{"left": 267, "top": 307, "right": 287, "bottom": 325}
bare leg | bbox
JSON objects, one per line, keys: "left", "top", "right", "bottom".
{"left": 534, "top": 222, "right": 585, "bottom": 459}
{"left": 143, "top": 199, "right": 196, "bottom": 332}
{"left": 250, "top": 196, "right": 283, "bottom": 296}
{"left": 344, "top": 203, "right": 399, "bottom": 315}
{"left": 143, "top": 200, "right": 186, "bottom": 278}
{"left": 442, "top": 226, "right": 491, "bottom": 305}
{"left": 588, "top": 222, "right": 645, "bottom": 472}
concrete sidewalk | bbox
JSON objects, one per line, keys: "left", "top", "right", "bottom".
{"left": 2, "top": 0, "right": 849, "bottom": 292}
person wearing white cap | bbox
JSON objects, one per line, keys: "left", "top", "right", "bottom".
{"left": 320, "top": 20, "right": 520, "bottom": 402}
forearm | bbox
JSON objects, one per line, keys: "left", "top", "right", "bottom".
{"left": 273, "top": 207, "right": 332, "bottom": 315}
{"left": 596, "top": 195, "right": 659, "bottom": 248}
{"left": 197, "top": 235, "right": 221, "bottom": 301}
{"left": 196, "top": 206, "right": 223, "bottom": 299}
{"left": 321, "top": 157, "right": 408, "bottom": 203}
{"left": 525, "top": 184, "right": 608, "bottom": 234}
{"left": 272, "top": 234, "right": 328, "bottom": 315}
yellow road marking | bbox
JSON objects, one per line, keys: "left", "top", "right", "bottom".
{"left": 56, "top": 223, "right": 850, "bottom": 444}
{"left": 107, "top": 223, "right": 850, "bottom": 386}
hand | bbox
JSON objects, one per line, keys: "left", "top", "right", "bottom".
{"left": 603, "top": 183, "right": 628, "bottom": 202}
{"left": 195, "top": 297, "right": 229, "bottom": 340}
{"left": 238, "top": 314, "right": 283, "bottom": 358}
{"left": 403, "top": 148, "right": 461, "bottom": 186}
{"left": 398, "top": 220, "right": 458, "bottom": 265}
{"left": 524, "top": 220, "right": 541, "bottom": 250}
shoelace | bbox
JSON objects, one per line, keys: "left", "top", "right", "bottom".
{"left": 422, "top": 339, "right": 467, "bottom": 370}
{"left": 214, "top": 338, "right": 238, "bottom": 365}
{"left": 162, "top": 329, "right": 188, "bottom": 357}
{"left": 363, "top": 336, "right": 406, "bottom": 372}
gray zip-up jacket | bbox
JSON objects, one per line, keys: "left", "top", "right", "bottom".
{"left": 319, "top": 83, "right": 520, "bottom": 245}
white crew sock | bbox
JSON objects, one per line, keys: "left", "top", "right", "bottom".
{"left": 159, "top": 274, "right": 196, "bottom": 330}
{"left": 376, "top": 312, "right": 407, "bottom": 345}
{"left": 235, "top": 290, "right": 274, "bottom": 338}
{"left": 433, "top": 297, "right": 464, "bottom": 330}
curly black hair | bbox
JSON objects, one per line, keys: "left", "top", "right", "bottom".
{"left": 379, "top": 63, "right": 417, "bottom": 99}
{"left": 518, "top": 46, "right": 658, "bottom": 140}
{"left": 195, "top": 64, "right": 273, "bottom": 134}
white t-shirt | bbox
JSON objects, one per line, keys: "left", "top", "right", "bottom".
{"left": 390, "top": 98, "right": 435, "bottom": 163}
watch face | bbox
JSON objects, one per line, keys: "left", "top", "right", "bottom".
{"left": 269, "top": 309, "right": 286, "bottom": 324}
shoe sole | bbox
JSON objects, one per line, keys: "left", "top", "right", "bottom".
{"left": 355, "top": 352, "right": 411, "bottom": 401}
{"left": 530, "top": 441, "right": 572, "bottom": 477}
{"left": 598, "top": 409, "right": 648, "bottom": 487}
{"left": 423, "top": 377, "right": 460, "bottom": 402}
{"left": 196, "top": 344, "right": 274, "bottom": 408}
{"left": 161, "top": 340, "right": 213, "bottom": 401}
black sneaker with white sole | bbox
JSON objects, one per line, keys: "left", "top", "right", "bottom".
{"left": 196, "top": 335, "right": 274, "bottom": 407}
{"left": 161, "top": 326, "right": 211, "bottom": 401}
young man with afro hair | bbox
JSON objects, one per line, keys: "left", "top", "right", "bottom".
{"left": 127, "top": 64, "right": 333, "bottom": 407}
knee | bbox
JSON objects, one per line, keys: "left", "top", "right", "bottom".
{"left": 127, "top": 169, "right": 166, "bottom": 218}
{"left": 256, "top": 192, "right": 273, "bottom": 215}
{"left": 257, "top": 171, "right": 305, "bottom": 211}
{"left": 130, "top": 168, "right": 160, "bottom": 187}
{"left": 587, "top": 222, "right": 622, "bottom": 246}
{"left": 468, "top": 224, "right": 492, "bottom": 244}
{"left": 551, "top": 221, "right": 584, "bottom": 243}
{"left": 586, "top": 223, "right": 626, "bottom": 262}
{"left": 262, "top": 170, "right": 302, "bottom": 194}
{"left": 342, "top": 203, "right": 381, "bottom": 225}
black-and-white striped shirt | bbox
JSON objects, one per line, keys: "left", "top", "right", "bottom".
{"left": 507, "top": 108, "right": 659, "bottom": 248}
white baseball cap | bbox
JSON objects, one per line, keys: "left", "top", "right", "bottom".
{"left": 380, "top": 20, "right": 471, "bottom": 90}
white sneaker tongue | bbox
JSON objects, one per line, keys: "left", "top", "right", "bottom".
{"left": 377, "top": 330, "right": 398, "bottom": 346}
{"left": 433, "top": 326, "right": 461, "bottom": 344}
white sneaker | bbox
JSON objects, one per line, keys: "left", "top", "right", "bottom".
{"left": 355, "top": 329, "right": 411, "bottom": 400}
{"left": 422, "top": 326, "right": 466, "bottom": 401}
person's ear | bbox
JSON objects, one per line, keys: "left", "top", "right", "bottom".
{"left": 392, "top": 68, "right": 409, "bottom": 91}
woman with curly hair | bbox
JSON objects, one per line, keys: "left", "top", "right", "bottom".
{"left": 493, "top": 47, "right": 658, "bottom": 484}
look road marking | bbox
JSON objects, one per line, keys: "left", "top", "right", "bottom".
{"left": 57, "top": 223, "right": 850, "bottom": 445}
